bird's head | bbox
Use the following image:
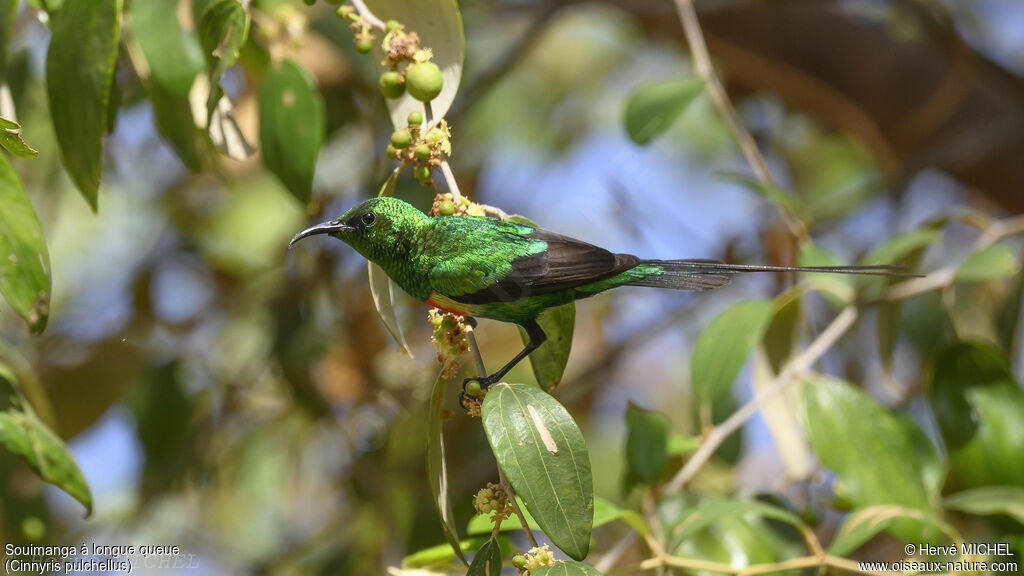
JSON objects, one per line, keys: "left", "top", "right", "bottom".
{"left": 288, "top": 197, "right": 427, "bottom": 260}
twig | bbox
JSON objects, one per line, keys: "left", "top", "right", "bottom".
{"left": 499, "top": 466, "right": 539, "bottom": 547}
{"left": 673, "top": 0, "right": 807, "bottom": 242}
{"left": 665, "top": 306, "right": 859, "bottom": 493}
{"left": 350, "top": 0, "right": 386, "bottom": 30}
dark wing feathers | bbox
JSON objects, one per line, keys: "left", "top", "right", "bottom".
{"left": 455, "top": 229, "right": 639, "bottom": 304}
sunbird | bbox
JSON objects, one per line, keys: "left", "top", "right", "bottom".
{"left": 290, "top": 197, "right": 905, "bottom": 404}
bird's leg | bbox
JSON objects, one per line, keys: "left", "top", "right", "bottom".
{"left": 459, "top": 321, "right": 547, "bottom": 410}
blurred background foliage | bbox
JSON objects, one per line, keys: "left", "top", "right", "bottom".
{"left": 0, "top": 0, "right": 1023, "bottom": 574}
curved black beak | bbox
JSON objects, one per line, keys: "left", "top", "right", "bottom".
{"left": 288, "top": 220, "right": 352, "bottom": 248}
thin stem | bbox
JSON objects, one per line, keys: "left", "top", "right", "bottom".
{"left": 350, "top": 0, "right": 386, "bottom": 30}
{"left": 673, "top": 0, "right": 807, "bottom": 241}
{"left": 666, "top": 306, "right": 859, "bottom": 493}
{"left": 499, "top": 466, "right": 538, "bottom": 547}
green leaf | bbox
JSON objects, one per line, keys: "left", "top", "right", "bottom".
{"left": 481, "top": 383, "right": 593, "bottom": 560}
{"left": 948, "top": 383, "right": 1024, "bottom": 489}
{"left": 801, "top": 377, "right": 936, "bottom": 541}
{"left": 898, "top": 416, "right": 945, "bottom": 497}
{"left": 0, "top": 154, "right": 49, "bottom": 333}
{"left": 860, "top": 227, "right": 941, "bottom": 299}
{"left": 45, "top": 0, "right": 122, "bottom": 209}
{"left": 466, "top": 537, "right": 502, "bottom": 576}
{"left": 829, "top": 505, "right": 956, "bottom": 557}
{"left": 0, "top": 405, "right": 92, "bottom": 514}
{"left": 467, "top": 496, "right": 643, "bottom": 536}
{"left": 402, "top": 536, "right": 493, "bottom": 569}
{"left": 955, "top": 244, "right": 1017, "bottom": 284}
{"left": 624, "top": 402, "right": 668, "bottom": 487}
{"left": 368, "top": 168, "right": 413, "bottom": 355}
{"left": 533, "top": 561, "right": 604, "bottom": 576}
{"left": 517, "top": 303, "right": 575, "bottom": 392}
{"left": 944, "top": 487, "right": 1024, "bottom": 524}
{"left": 149, "top": 81, "right": 204, "bottom": 172}
{"left": 624, "top": 78, "right": 705, "bottom": 144}
{"left": 366, "top": 0, "right": 464, "bottom": 127}
{"left": 667, "top": 434, "right": 700, "bottom": 456}
{"left": 798, "top": 241, "right": 855, "bottom": 306}
{"left": 716, "top": 171, "right": 810, "bottom": 223}
{"left": 691, "top": 299, "right": 774, "bottom": 407}
{"left": 259, "top": 59, "right": 325, "bottom": 204}
{"left": 426, "top": 371, "right": 468, "bottom": 566}
{"left": 0, "top": 0, "right": 17, "bottom": 83}
{"left": 762, "top": 286, "right": 804, "bottom": 372}
{"left": 927, "top": 342, "right": 1013, "bottom": 449}
{"left": 0, "top": 117, "right": 38, "bottom": 159}
{"left": 199, "top": 0, "right": 250, "bottom": 117}
{"left": 669, "top": 498, "right": 807, "bottom": 548}
{"left": 131, "top": 0, "right": 204, "bottom": 95}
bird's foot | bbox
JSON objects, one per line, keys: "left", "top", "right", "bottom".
{"left": 458, "top": 375, "right": 499, "bottom": 411}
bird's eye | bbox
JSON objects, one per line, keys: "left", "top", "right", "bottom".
{"left": 361, "top": 212, "right": 377, "bottom": 226}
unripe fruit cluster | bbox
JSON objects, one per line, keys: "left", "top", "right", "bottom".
{"left": 335, "top": 5, "right": 376, "bottom": 55}
{"left": 472, "top": 482, "right": 512, "bottom": 521}
{"left": 429, "top": 192, "right": 486, "bottom": 218}
{"left": 428, "top": 310, "right": 468, "bottom": 376}
{"left": 512, "top": 545, "right": 556, "bottom": 574}
{"left": 387, "top": 112, "right": 447, "bottom": 186}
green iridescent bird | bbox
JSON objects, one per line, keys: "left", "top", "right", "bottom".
{"left": 289, "top": 197, "right": 904, "bottom": 403}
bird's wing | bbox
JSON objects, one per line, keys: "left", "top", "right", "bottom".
{"left": 430, "top": 223, "right": 638, "bottom": 304}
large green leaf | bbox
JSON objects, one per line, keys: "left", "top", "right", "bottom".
{"left": 199, "top": 0, "right": 250, "bottom": 117}
{"left": 624, "top": 78, "right": 705, "bottom": 144}
{"left": 532, "top": 561, "right": 604, "bottom": 576}
{"left": 0, "top": 366, "right": 91, "bottom": 514}
{"left": 0, "top": 116, "right": 38, "bottom": 159}
{"left": 131, "top": 0, "right": 204, "bottom": 95}
{"left": 0, "top": 153, "right": 49, "bottom": 333}
{"left": 948, "top": 383, "right": 1024, "bottom": 489}
{"left": 691, "top": 299, "right": 774, "bottom": 407}
{"left": 955, "top": 244, "right": 1017, "bottom": 284}
{"left": 829, "top": 505, "right": 955, "bottom": 557}
{"left": 801, "top": 377, "right": 936, "bottom": 541}
{"left": 466, "top": 537, "right": 502, "bottom": 576}
{"left": 366, "top": 0, "right": 464, "bottom": 126}
{"left": 927, "top": 342, "right": 1013, "bottom": 449}
{"left": 426, "top": 371, "right": 467, "bottom": 565}
{"left": 623, "top": 402, "right": 668, "bottom": 488}
{"left": 45, "top": 0, "right": 122, "bottom": 209}
{"left": 467, "top": 495, "right": 644, "bottom": 536}
{"left": 259, "top": 59, "right": 325, "bottom": 204}
{"left": 368, "top": 168, "right": 413, "bottom": 355}
{"left": 149, "top": 80, "right": 204, "bottom": 172}
{"left": 944, "top": 487, "right": 1024, "bottom": 524}
{"left": 481, "top": 383, "right": 593, "bottom": 560}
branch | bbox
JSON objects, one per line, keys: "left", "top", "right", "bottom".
{"left": 350, "top": 0, "right": 386, "bottom": 30}
{"left": 665, "top": 305, "right": 858, "bottom": 493}
{"left": 499, "top": 466, "right": 539, "bottom": 547}
{"left": 673, "top": 0, "right": 807, "bottom": 242}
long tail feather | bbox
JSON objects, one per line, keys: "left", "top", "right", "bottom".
{"left": 625, "top": 259, "right": 919, "bottom": 291}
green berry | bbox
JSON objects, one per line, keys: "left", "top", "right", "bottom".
{"left": 438, "top": 199, "right": 455, "bottom": 216}
{"left": 405, "top": 62, "right": 444, "bottom": 102}
{"left": 391, "top": 129, "right": 412, "bottom": 149}
{"left": 355, "top": 38, "right": 373, "bottom": 54}
{"left": 414, "top": 165, "right": 432, "bottom": 181}
{"left": 407, "top": 110, "right": 423, "bottom": 126}
{"left": 303, "top": 0, "right": 316, "bottom": 6}
{"left": 465, "top": 381, "right": 481, "bottom": 397}
{"left": 512, "top": 555, "right": 527, "bottom": 569}
{"left": 413, "top": 144, "right": 431, "bottom": 161}
{"left": 385, "top": 144, "right": 399, "bottom": 159}
{"left": 440, "top": 316, "right": 456, "bottom": 331}
{"left": 379, "top": 72, "right": 405, "bottom": 99}
{"left": 385, "top": 19, "right": 401, "bottom": 33}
